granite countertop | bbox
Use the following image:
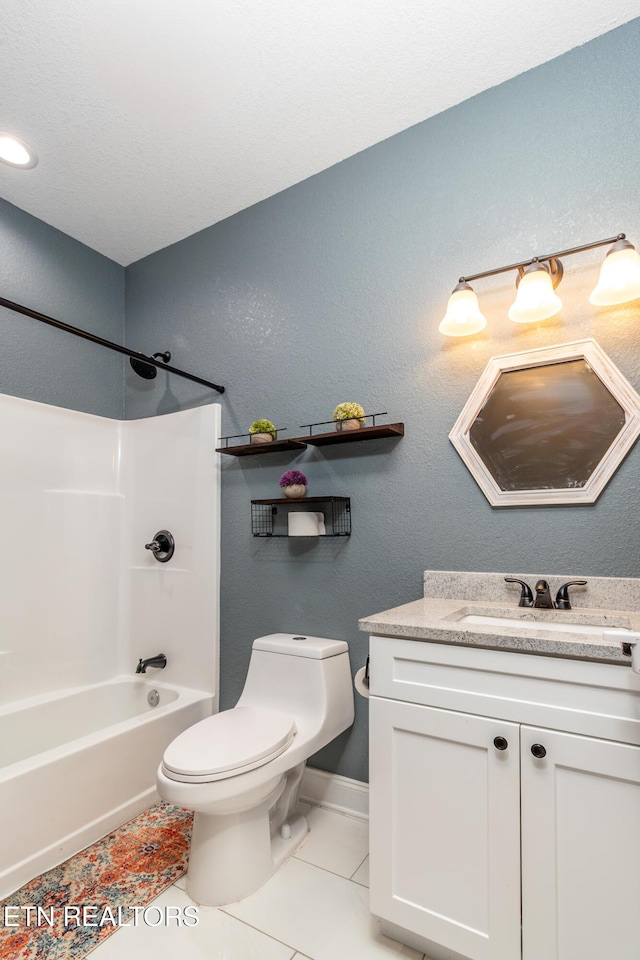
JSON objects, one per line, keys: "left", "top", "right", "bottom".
{"left": 358, "top": 571, "right": 640, "bottom": 665}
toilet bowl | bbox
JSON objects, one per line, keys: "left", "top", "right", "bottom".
{"left": 157, "top": 633, "right": 354, "bottom": 905}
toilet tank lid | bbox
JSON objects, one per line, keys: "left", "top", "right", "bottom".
{"left": 253, "top": 633, "right": 349, "bottom": 659}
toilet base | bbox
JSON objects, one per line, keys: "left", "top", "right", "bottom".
{"left": 185, "top": 766, "right": 309, "bottom": 906}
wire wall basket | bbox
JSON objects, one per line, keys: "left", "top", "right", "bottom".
{"left": 251, "top": 497, "right": 351, "bottom": 537}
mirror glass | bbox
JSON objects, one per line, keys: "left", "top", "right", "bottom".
{"left": 449, "top": 340, "right": 640, "bottom": 506}
{"left": 468, "top": 359, "right": 626, "bottom": 491}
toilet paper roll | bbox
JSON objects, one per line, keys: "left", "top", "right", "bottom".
{"left": 288, "top": 512, "right": 324, "bottom": 536}
{"left": 606, "top": 630, "right": 640, "bottom": 673}
{"left": 354, "top": 665, "right": 370, "bottom": 698}
{"left": 608, "top": 628, "right": 640, "bottom": 673}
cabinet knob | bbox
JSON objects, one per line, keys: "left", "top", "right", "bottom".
{"left": 531, "top": 743, "right": 547, "bottom": 759}
{"left": 493, "top": 736, "right": 509, "bottom": 751}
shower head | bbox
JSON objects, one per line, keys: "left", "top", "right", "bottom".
{"left": 129, "top": 357, "right": 156, "bottom": 379}
{"left": 129, "top": 351, "right": 171, "bottom": 380}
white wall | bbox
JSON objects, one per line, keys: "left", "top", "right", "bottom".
{"left": 0, "top": 393, "right": 219, "bottom": 707}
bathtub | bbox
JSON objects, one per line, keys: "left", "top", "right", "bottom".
{"left": 0, "top": 677, "right": 213, "bottom": 899}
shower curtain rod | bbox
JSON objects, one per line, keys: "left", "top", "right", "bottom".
{"left": 0, "top": 296, "right": 225, "bottom": 394}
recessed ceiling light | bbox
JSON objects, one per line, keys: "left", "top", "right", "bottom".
{"left": 0, "top": 133, "right": 38, "bottom": 169}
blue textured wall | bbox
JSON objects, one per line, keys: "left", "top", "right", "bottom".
{"left": 135, "top": 21, "right": 640, "bottom": 780}
{"left": 7, "top": 27, "right": 640, "bottom": 785}
{"left": 0, "top": 199, "right": 124, "bottom": 417}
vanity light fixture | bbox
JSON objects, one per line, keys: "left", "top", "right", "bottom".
{"left": 589, "top": 237, "right": 640, "bottom": 306}
{"left": 438, "top": 281, "right": 487, "bottom": 337}
{"left": 507, "top": 260, "right": 563, "bottom": 324}
{"left": 439, "top": 233, "right": 640, "bottom": 337}
{"left": 0, "top": 133, "right": 38, "bottom": 169}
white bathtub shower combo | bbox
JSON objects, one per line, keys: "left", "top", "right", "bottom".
{"left": 0, "top": 394, "right": 219, "bottom": 899}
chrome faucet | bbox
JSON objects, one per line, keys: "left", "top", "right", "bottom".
{"left": 136, "top": 653, "right": 167, "bottom": 674}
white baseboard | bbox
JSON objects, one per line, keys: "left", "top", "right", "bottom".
{"left": 300, "top": 766, "right": 369, "bottom": 821}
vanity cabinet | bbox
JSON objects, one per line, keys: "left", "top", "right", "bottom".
{"left": 520, "top": 725, "right": 640, "bottom": 960}
{"left": 370, "top": 697, "right": 521, "bottom": 960}
{"left": 368, "top": 635, "right": 640, "bottom": 960}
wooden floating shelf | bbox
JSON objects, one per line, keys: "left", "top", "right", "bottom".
{"left": 215, "top": 438, "right": 308, "bottom": 457}
{"left": 216, "top": 423, "right": 404, "bottom": 456}
{"left": 296, "top": 422, "right": 404, "bottom": 446}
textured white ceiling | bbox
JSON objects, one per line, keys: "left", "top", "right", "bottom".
{"left": 1, "top": 1, "right": 639, "bottom": 265}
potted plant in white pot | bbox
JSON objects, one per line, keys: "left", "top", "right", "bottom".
{"left": 249, "top": 419, "right": 277, "bottom": 444}
{"left": 279, "top": 469, "right": 308, "bottom": 499}
{"left": 332, "top": 402, "right": 366, "bottom": 432}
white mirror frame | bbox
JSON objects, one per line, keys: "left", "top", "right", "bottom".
{"left": 449, "top": 339, "right": 640, "bottom": 506}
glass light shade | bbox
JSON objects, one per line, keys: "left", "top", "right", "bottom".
{"left": 0, "top": 133, "right": 37, "bottom": 168}
{"left": 589, "top": 240, "right": 640, "bottom": 306}
{"left": 508, "top": 263, "right": 562, "bottom": 324}
{"left": 439, "top": 283, "right": 487, "bottom": 337}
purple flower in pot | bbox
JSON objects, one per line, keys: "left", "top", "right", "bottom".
{"left": 279, "top": 469, "right": 308, "bottom": 498}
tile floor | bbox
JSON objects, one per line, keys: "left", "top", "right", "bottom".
{"left": 89, "top": 802, "right": 425, "bottom": 960}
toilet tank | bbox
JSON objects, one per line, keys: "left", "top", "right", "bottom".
{"left": 253, "top": 633, "right": 348, "bottom": 659}
{"left": 236, "top": 634, "right": 354, "bottom": 734}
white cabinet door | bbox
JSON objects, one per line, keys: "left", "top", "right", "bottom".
{"left": 521, "top": 725, "right": 640, "bottom": 960}
{"left": 370, "top": 697, "right": 521, "bottom": 960}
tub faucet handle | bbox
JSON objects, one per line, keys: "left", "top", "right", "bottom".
{"left": 144, "top": 530, "right": 175, "bottom": 563}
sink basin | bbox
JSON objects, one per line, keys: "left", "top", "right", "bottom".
{"left": 458, "top": 614, "right": 631, "bottom": 636}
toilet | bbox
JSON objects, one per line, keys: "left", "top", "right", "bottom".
{"left": 157, "top": 633, "right": 354, "bottom": 905}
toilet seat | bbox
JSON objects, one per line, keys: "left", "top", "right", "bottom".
{"left": 162, "top": 706, "right": 297, "bottom": 783}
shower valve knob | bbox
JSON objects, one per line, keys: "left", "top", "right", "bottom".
{"left": 145, "top": 530, "right": 175, "bottom": 563}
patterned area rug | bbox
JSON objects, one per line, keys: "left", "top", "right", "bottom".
{"left": 0, "top": 802, "right": 193, "bottom": 960}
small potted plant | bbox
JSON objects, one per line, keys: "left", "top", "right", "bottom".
{"left": 332, "top": 402, "right": 366, "bottom": 432}
{"left": 249, "top": 419, "right": 277, "bottom": 444}
{"left": 279, "top": 469, "right": 308, "bottom": 499}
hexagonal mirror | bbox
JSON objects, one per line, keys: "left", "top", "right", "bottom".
{"left": 450, "top": 339, "right": 640, "bottom": 506}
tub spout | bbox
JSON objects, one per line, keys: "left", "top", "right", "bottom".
{"left": 136, "top": 654, "right": 167, "bottom": 674}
